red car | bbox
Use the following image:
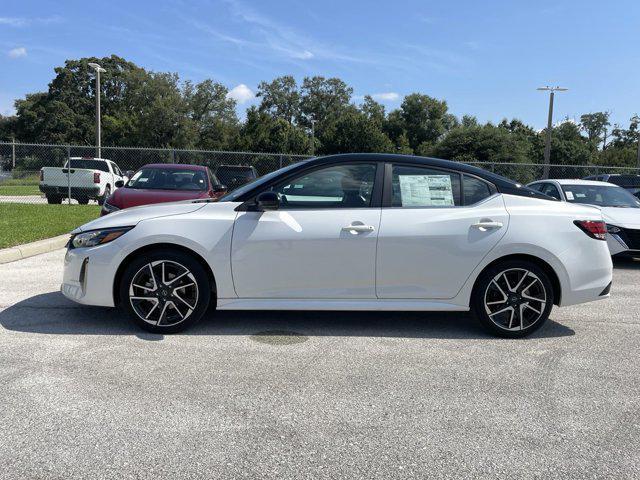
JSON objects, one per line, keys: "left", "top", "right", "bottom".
{"left": 101, "top": 164, "right": 227, "bottom": 215}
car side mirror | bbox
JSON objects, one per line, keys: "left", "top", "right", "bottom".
{"left": 255, "top": 191, "right": 280, "bottom": 210}
{"left": 115, "top": 180, "right": 124, "bottom": 188}
{"left": 212, "top": 184, "right": 227, "bottom": 193}
{"left": 125, "top": 170, "right": 134, "bottom": 178}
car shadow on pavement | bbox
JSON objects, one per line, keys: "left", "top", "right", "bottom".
{"left": 613, "top": 257, "right": 640, "bottom": 270}
{"left": 0, "top": 291, "right": 575, "bottom": 340}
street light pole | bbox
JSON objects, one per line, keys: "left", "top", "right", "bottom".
{"left": 88, "top": 63, "right": 106, "bottom": 158}
{"left": 537, "top": 86, "right": 568, "bottom": 179}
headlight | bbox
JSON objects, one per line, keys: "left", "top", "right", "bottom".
{"left": 606, "top": 225, "right": 621, "bottom": 234}
{"left": 70, "top": 227, "right": 133, "bottom": 249}
{"left": 101, "top": 201, "right": 120, "bottom": 214}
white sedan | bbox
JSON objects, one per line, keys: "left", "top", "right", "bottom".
{"left": 528, "top": 179, "right": 640, "bottom": 258}
{"left": 62, "top": 154, "right": 613, "bottom": 337}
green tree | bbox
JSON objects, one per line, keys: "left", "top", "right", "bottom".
{"left": 320, "top": 106, "right": 393, "bottom": 154}
{"left": 391, "top": 93, "right": 456, "bottom": 152}
{"left": 240, "top": 107, "right": 310, "bottom": 154}
{"left": 580, "top": 112, "right": 610, "bottom": 150}
{"left": 256, "top": 76, "right": 300, "bottom": 124}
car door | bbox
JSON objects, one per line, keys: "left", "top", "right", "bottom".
{"left": 231, "top": 162, "right": 382, "bottom": 298}
{"left": 376, "top": 163, "right": 509, "bottom": 299}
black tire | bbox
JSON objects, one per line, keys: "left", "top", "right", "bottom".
{"left": 46, "top": 194, "right": 62, "bottom": 204}
{"left": 98, "top": 185, "right": 110, "bottom": 206}
{"left": 471, "top": 259, "right": 554, "bottom": 338}
{"left": 118, "top": 249, "right": 212, "bottom": 333}
{"left": 77, "top": 196, "right": 89, "bottom": 205}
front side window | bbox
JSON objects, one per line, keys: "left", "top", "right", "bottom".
{"left": 391, "top": 165, "right": 461, "bottom": 207}
{"left": 271, "top": 163, "right": 377, "bottom": 208}
{"left": 541, "top": 183, "right": 561, "bottom": 200}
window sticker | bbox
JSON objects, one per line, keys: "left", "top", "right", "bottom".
{"left": 399, "top": 174, "right": 454, "bottom": 206}
{"left": 565, "top": 191, "right": 574, "bottom": 200}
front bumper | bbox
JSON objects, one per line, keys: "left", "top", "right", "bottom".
{"left": 607, "top": 228, "right": 640, "bottom": 258}
{"left": 61, "top": 243, "right": 120, "bottom": 307}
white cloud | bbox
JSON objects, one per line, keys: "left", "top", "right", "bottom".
{"left": 0, "top": 15, "right": 62, "bottom": 27}
{"left": 371, "top": 92, "right": 400, "bottom": 101}
{"left": 8, "top": 47, "right": 27, "bottom": 59}
{"left": 293, "top": 50, "right": 314, "bottom": 60}
{"left": 226, "top": 84, "right": 255, "bottom": 104}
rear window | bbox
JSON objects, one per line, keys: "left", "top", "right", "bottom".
{"left": 67, "top": 160, "right": 110, "bottom": 172}
{"left": 605, "top": 175, "right": 640, "bottom": 188}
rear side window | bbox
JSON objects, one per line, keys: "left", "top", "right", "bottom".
{"left": 463, "top": 175, "right": 493, "bottom": 204}
{"left": 391, "top": 165, "right": 461, "bottom": 207}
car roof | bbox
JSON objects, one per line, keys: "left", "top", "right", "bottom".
{"left": 541, "top": 179, "right": 621, "bottom": 187}
{"left": 141, "top": 163, "right": 208, "bottom": 171}
{"left": 309, "top": 153, "right": 523, "bottom": 185}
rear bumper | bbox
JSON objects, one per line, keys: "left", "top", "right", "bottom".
{"left": 557, "top": 243, "right": 613, "bottom": 307}
{"left": 40, "top": 184, "right": 101, "bottom": 197}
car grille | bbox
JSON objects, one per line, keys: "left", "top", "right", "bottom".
{"left": 618, "top": 227, "right": 640, "bottom": 250}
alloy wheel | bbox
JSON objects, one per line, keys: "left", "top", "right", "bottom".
{"left": 128, "top": 260, "right": 199, "bottom": 326}
{"left": 483, "top": 268, "right": 547, "bottom": 331}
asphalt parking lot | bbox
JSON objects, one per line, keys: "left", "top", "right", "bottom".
{"left": 0, "top": 250, "right": 639, "bottom": 479}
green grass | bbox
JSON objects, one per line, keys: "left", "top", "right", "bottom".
{"left": 2, "top": 173, "right": 40, "bottom": 186}
{"left": 0, "top": 185, "right": 41, "bottom": 196}
{"left": 0, "top": 204, "right": 100, "bottom": 249}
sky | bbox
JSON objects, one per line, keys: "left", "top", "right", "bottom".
{"left": 1, "top": 0, "right": 640, "bottom": 130}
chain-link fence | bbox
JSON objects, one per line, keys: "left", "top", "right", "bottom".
{"left": 0, "top": 141, "right": 310, "bottom": 204}
{"left": 1, "top": 140, "right": 639, "bottom": 205}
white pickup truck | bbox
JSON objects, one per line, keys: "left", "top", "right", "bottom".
{"left": 39, "top": 158, "right": 127, "bottom": 205}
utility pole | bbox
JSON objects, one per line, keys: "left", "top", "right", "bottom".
{"left": 310, "top": 118, "right": 316, "bottom": 156}
{"left": 88, "top": 63, "right": 106, "bottom": 158}
{"left": 537, "top": 86, "right": 568, "bottom": 179}
{"left": 632, "top": 115, "right": 640, "bottom": 170}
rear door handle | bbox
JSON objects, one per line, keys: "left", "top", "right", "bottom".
{"left": 342, "top": 224, "right": 375, "bottom": 233}
{"left": 472, "top": 221, "right": 503, "bottom": 231}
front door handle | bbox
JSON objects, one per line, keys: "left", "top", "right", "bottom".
{"left": 342, "top": 224, "right": 375, "bottom": 233}
{"left": 472, "top": 220, "right": 503, "bottom": 231}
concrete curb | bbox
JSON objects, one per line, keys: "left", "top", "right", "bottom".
{"left": 0, "top": 234, "right": 69, "bottom": 264}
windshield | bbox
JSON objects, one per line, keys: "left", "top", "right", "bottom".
{"left": 127, "top": 168, "right": 208, "bottom": 191}
{"left": 218, "top": 160, "right": 310, "bottom": 201}
{"left": 562, "top": 184, "right": 640, "bottom": 208}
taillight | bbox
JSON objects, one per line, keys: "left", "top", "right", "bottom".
{"left": 574, "top": 220, "right": 607, "bottom": 240}
{"left": 93, "top": 172, "right": 100, "bottom": 183}
{"left": 40, "top": 170, "right": 44, "bottom": 181}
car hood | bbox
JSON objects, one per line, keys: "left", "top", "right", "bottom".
{"left": 73, "top": 201, "right": 208, "bottom": 233}
{"left": 599, "top": 206, "right": 640, "bottom": 228}
{"left": 109, "top": 187, "right": 209, "bottom": 208}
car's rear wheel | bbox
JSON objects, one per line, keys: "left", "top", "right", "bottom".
{"left": 46, "top": 194, "right": 62, "bottom": 204}
{"left": 119, "top": 249, "right": 211, "bottom": 333}
{"left": 472, "top": 260, "right": 554, "bottom": 338}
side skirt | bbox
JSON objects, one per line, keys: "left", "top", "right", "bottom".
{"left": 217, "top": 298, "right": 469, "bottom": 311}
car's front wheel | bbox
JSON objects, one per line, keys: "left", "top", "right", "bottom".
{"left": 472, "top": 260, "right": 554, "bottom": 338}
{"left": 98, "top": 185, "right": 110, "bottom": 206}
{"left": 119, "top": 249, "right": 212, "bottom": 333}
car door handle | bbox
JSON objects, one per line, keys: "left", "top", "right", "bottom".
{"left": 472, "top": 221, "right": 503, "bottom": 231}
{"left": 342, "top": 224, "right": 375, "bottom": 233}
